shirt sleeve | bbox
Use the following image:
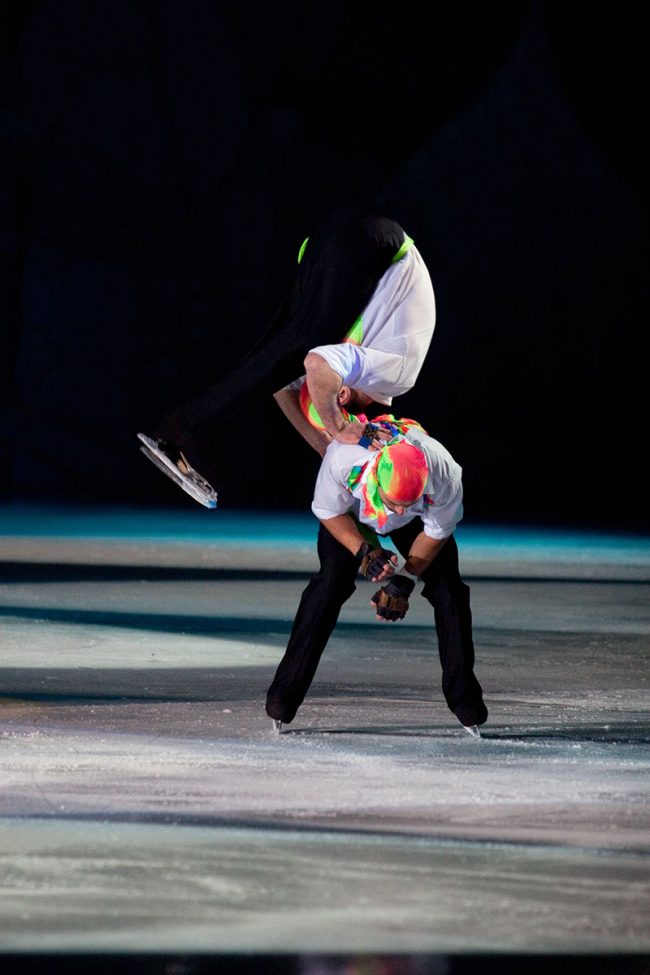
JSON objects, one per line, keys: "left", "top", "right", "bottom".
{"left": 421, "top": 495, "right": 464, "bottom": 540}
{"left": 409, "top": 434, "right": 464, "bottom": 539}
{"left": 311, "top": 448, "right": 356, "bottom": 521}
{"left": 309, "top": 343, "right": 403, "bottom": 395}
{"left": 308, "top": 344, "right": 364, "bottom": 386}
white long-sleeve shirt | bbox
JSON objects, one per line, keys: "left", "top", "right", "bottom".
{"left": 287, "top": 245, "right": 436, "bottom": 405}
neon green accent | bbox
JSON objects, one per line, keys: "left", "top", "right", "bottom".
{"left": 297, "top": 237, "right": 309, "bottom": 264}
{"left": 341, "top": 234, "right": 413, "bottom": 342}
{"left": 344, "top": 314, "right": 363, "bottom": 345}
{"left": 354, "top": 515, "right": 380, "bottom": 548}
{"left": 392, "top": 234, "right": 414, "bottom": 263}
{"left": 309, "top": 400, "right": 357, "bottom": 431}
{"left": 300, "top": 233, "right": 411, "bottom": 265}
{"left": 307, "top": 399, "right": 324, "bottom": 429}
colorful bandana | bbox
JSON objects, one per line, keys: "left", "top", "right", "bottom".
{"left": 299, "top": 381, "right": 367, "bottom": 430}
{"left": 371, "top": 414, "right": 427, "bottom": 437}
{"left": 299, "top": 382, "right": 427, "bottom": 440}
{"left": 347, "top": 433, "right": 429, "bottom": 531}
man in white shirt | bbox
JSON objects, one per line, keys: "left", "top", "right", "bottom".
{"left": 274, "top": 231, "right": 435, "bottom": 458}
{"left": 137, "top": 202, "right": 436, "bottom": 506}
{"left": 265, "top": 417, "right": 488, "bottom": 738}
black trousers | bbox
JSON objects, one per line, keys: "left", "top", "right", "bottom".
{"left": 154, "top": 203, "right": 405, "bottom": 453}
{"left": 266, "top": 520, "right": 487, "bottom": 727}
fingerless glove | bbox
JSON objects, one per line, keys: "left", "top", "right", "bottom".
{"left": 356, "top": 542, "right": 395, "bottom": 581}
{"left": 371, "top": 575, "right": 415, "bottom": 621}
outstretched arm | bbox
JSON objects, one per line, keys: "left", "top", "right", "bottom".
{"left": 402, "top": 532, "right": 449, "bottom": 576}
{"left": 320, "top": 514, "right": 397, "bottom": 582}
{"left": 273, "top": 387, "right": 332, "bottom": 457}
{"left": 369, "top": 533, "right": 449, "bottom": 623}
{"left": 319, "top": 513, "right": 365, "bottom": 554}
{"left": 304, "top": 351, "right": 369, "bottom": 445}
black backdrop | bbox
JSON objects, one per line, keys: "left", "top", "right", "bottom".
{"left": 1, "top": 1, "right": 647, "bottom": 530}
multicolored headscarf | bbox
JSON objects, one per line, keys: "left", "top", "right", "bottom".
{"left": 298, "top": 383, "right": 426, "bottom": 440}
{"left": 298, "top": 386, "right": 428, "bottom": 528}
{"left": 371, "top": 415, "right": 427, "bottom": 438}
{"left": 299, "top": 381, "right": 367, "bottom": 429}
{"left": 347, "top": 428, "right": 429, "bottom": 530}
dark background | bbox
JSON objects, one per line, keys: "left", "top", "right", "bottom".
{"left": 1, "top": 0, "right": 647, "bottom": 531}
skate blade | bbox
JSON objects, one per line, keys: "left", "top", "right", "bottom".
{"left": 272, "top": 719, "right": 283, "bottom": 734}
{"left": 137, "top": 433, "right": 216, "bottom": 490}
{"left": 138, "top": 442, "right": 217, "bottom": 509}
{"left": 462, "top": 724, "right": 482, "bottom": 740}
{"left": 137, "top": 433, "right": 218, "bottom": 506}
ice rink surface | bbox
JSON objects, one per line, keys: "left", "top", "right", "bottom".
{"left": 1, "top": 503, "right": 649, "bottom": 975}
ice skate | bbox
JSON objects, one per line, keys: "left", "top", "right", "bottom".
{"left": 461, "top": 723, "right": 482, "bottom": 740}
{"left": 137, "top": 433, "right": 218, "bottom": 509}
{"left": 272, "top": 719, "right": 283, "bottom": 734}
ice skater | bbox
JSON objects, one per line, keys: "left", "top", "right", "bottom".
{"left": 137, "top": 200, "right": 436, "bottom": 507}
{"left": 265, "top": 412, "right": 488, "bottom": 739}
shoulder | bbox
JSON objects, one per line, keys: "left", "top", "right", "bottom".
{"left": 405, "top": 430, "right": 461, "bottom": 479}
{"left": 321, "top": 441, "right": 370, "bottom": 477}
{"left": 406, "top": 429, "right": 452, "bottom": 456}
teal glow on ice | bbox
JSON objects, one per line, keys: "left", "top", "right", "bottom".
{"left": 0, "top": 502, "right": 649, "bottom": 563}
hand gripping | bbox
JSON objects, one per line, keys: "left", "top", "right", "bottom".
{"left": 356, "top": 542, "right": 396, "bottom": 581}
{"left": 371, "top": 575, "right": 415, "bottom": 621}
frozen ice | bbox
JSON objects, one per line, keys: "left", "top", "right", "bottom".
{"left": 0, "top": 503, "right": 649, "bottom": 961}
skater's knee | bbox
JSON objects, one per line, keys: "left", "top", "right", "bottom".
{"left": 332, "top": 579, "right": 356, "bottom": 603}
{"left": 318, "top": 563, "right": 357, "bottom": 594}
{"left": 421, "top": 577, "right": 469, "bottom": 604}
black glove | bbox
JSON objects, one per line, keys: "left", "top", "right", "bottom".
{"left": 371, "top": 575, "right": 415, "bottom": 621}
{"left": 356, "top": 542, "right": 396, "bottom": 580}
